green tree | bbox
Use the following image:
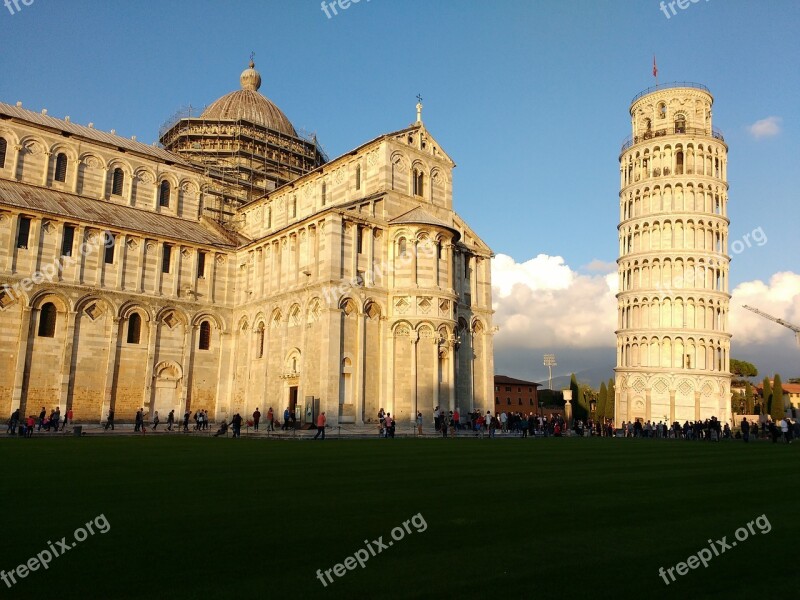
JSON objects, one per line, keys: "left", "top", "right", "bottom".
{"left": 770, "top": 374, "right": 785, "bottom": 421}
{"left": 569, "top": 374, "right": 586, "bottom": 421}
{"left": 597, "top": 382, "right": 608, "bottom": 422}
{"left": 761, "top": 378, "right": 773, "bottom": 417}
{"left": 730, "top": 358, "right": 758, "bottom": 378}
{"left": 745, "top": 382, "right": 755, "bottom": 414}
{"left": 606, "top": 378, "right": 616, "bottom": 421}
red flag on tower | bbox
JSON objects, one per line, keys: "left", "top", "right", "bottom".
{"left": 653, "top": 55, "right": 658, "bottom": 78}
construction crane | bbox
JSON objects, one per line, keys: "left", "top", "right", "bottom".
{"left": 742, "top": 305, "right": 800, "bottom": 347}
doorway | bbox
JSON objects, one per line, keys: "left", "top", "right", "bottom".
{"left": 288, "top": 386, "right": 298, "bottom": 423}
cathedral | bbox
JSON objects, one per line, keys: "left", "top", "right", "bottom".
{"left": 0, "top": 60, "right": 495, "bottom": 425}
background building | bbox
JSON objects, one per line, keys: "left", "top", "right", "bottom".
{"left": 615, "top": 83, "right": 732, "bottom": 424}
{"left": 494, "top": 375, "right": 540, "bottom": 414}
{"left": 0, "top": 61, "right": 495, "bottom": 425}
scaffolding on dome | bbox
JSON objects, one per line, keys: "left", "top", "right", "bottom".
{"left": 159, "top": 113, "right": 327, "bottom": 227}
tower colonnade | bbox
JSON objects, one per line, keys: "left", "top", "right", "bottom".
{"left": 615, "top": 83, "right": 732, "bottom": 425}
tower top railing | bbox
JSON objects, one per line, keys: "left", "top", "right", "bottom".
{"left": 630, "top": 82, "right": 711, "bottom": 104}
{"left": 620, "top": 126, "right": 725, "bottom": 153}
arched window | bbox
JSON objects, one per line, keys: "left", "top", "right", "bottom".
{"left": 38, "top": 302, "right": 57, "bottom": 337}
{"left": 675, "top": 114, "right": 686, "bottom": 134}
{"left": 111, "top": 168, "right": 124, "bottom": 196}
{"left": 0, "top": 137, "right": 6, "bottom": 168}
{"left": 355, "top": 164, "right": 361, "bottom": 190}
{"left": 54, "top": 153, "right": 68, "bottom": 182}
{"left": 256, "top": 324, "right": 265, "bottom": 358}
{"left": 199, "top": 320, "right": 211, "bottom": 350}
{"left": 413, "top": 169, "right": 424, "bottom": 197}
{"left": 127, "top": 313, "right": 142, "bottom": 344}
{"left": 398, "top": 238, "right": 407, "bottom": 257}
{"left": 159, "top": 181, "right": 170, "bottom": 207}
{"left": 676, "top": 151, "right": 684, "bottom": 175}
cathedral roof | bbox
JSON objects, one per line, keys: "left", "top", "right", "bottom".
{"left": 390, "top": 207, "right": 460, "bottom": 241}
{"left": 0, "top": 178, "right": 239, "bottom": 248}
{"left": 200, "top": 61, "right": 297, "bottom": 137}
{"left": 0, "top": 102, "right": 192, "bottom": 167}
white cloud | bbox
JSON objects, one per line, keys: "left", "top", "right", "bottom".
{"left": 729, "top": 272, "right": 800, "bottom": 346}
{"left": 491, "top": 253, "right": 618, "bottom": 349}
{"left": 491, "top": 253, "right": 800, "bottom": 374}
{"left": 747, "top": 116, "right": 782, "bottom": 139}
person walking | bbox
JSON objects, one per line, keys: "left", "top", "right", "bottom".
{"left": 253, "top": 408, "right": 261, "bottom": 431}
{"left": 134, "top": 408, "right": 142, "bottom": 432}
{"left": 267, "top": 407, "right": 274, "bottom": 431}
{"left": 152, "top": 411, "right": 160, "bottom": 431}
{"left": 453, "top": 408, "right": 460, "bottom": 433}
{"left": 416, "top": 412, "right": 423, "bottom": 436}
{"left": 282, "top": 407, "right": 290, "bottom": 431}
{"left": 441, "top": 412, "right": 449, "bottom": 438}
{"left": 7, "top": 409, "right": 20, "bottom": 435}
{"left": 741, "top": 417, "right": 750, "bottom": 443}
{"left": 231, "top": 413, "right": 242, "bottom": 438}
{"left": 183, "top": 410, "right": 190, "bottom": 432}
{"left": 25, "top": 415, "right": 35, "bottom": 438}
{"left": 780, "top": 418, "right": 791, "bottom": 444}
{"left": 104, "top": 408, "right": 115, "bottom": 431}
{"left": 61, "top": 408, "right": 73, "bottom": 431}
{"left": 167, "top": 410, "right": 175, "bottom": 431}
{"left": 37, "top": 407, "right": 46, "bottom": 431}
{"left": 314, "top": 411, "right": 327, "bottom": 440}
{"left": 384, "top": 413, "right": 394, "bottom": 438}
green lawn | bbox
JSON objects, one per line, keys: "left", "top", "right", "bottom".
{"left": 0, "top": 436, "right": 797, "bottom": 599}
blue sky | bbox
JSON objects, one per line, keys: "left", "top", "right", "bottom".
{"left": 2, "top": 0, "right": 798, "bottom": 383}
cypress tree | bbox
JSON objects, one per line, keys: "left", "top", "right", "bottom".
{"left": 744, "top": 382, "right": 755, "bottom": 415}
{"left": 597, "top": 382, "right": 608, "bottom": 422}
{"left": 770, "top": 374, "right": 785, "bottom": 422}
{"left": 569, "top": 374, "right": 585, "bottom": 421}
{"left": 606, "top": 378, "right": 616, "bottom": 421}
{"left": 761, "top": 377, "right": 773, "bottom": 418}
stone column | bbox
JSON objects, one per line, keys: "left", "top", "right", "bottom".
{"left": 694, "top": 390, "right": 701, "bottom": 421}
{"left": 101, "top": 167, "right": 109, "bottom": 200}
{"left": 5, "top": 213, "right": 17, "bottom": 272}
{"left": 101, "top": 317, "right": 121, "bottom": 419}
{"left": 136, "top": 238, "right": 146, "bottom": 293}
{"left": 178, "top": 323, "right": 193, "bottom": 415}
{"left": 645, "top": 388, "right": 652, "bottom": 421}
{"left": 446, "top": 244, "right": 454, "bottom": 292}
{"left": 449, "top": 340, "right": 457, "bottom": 411}
{"left": 410, "top": 330, "right": 419, "bottom": 422}
{"left": 115, "top": 234, "right": 126, "bottom": 291}
{"left": 208, "top": 252, "right": 217, "bottom": 304}
{"left": 411, "top": 239, "right": 418, "bottom": 287}
{"left": 41, "top": 152, "right": 51, "bottom": 186}
{"left": 366, "top": 226, "right": 374, "bottom": 286}
{"left": 669, "top": 389, "right": 676, "bottom": 423}
{"left": 58, "top": 309, "right": 79, "bottom": 412}
{"left": 356, "top": 310, "right": 366, "bottom": 424}
{"left": 12, "top": 145, "right": 22, "bottom": 181}
{"left": 72, "top": 159, "right": 81, "bottom": 194}
{"left": 142, "top": 316, "right": 159, "bottom": 409}
{"left": 72, "top": 226, "right": 85, "bottom": 285}
{"left": 10, "top": 306, "right": 32, "bottom": 413}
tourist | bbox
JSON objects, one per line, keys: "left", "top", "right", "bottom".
{"left": 453, "top": 408, "right": 461, "bottom": 432}
{"left": 203, "top": 409, "right": 210, "bottom": 430}
{"left": 152, "top": 411, "right": 160, "bottom": 431}
{"left": 167, "top": 410, "right": 175, "bottom": 431}
{"left": 25, "top": 415, "right": 35, "bottom": 437}
{"left": 104, "top": 408, "right": 115, "bottom": 431}
{"left": 7, "top": 409, "right": 20, "bottom": 435}
{"left": 37, "top": 407, "right": 46, "bottom": 431}
{"left": 253, "top": 407, "right": 261, "bottom": 431}
{"left": 500, "top": 411, "right": 508, "bottom": 432}
{"left": 384, "top": 412, "right": 394, "bottom": 438}
{"left": 231, "top": 413, "right": 242, "bottom": 438}
{"left": 441, "top": 412, "right": 449, "bottom": 438}
{"left": 741, "top": 417, "right": 750, "bottom": 443}
{"left": 314, "top": 411, "right": 326, "bottom": 440}
{"left": 183, "top": 410, "right": 190, "bottom": 432}
{"left": 282, "top": 407, "right": 290, "bottom": 431}
{"left": 416, "top": 412, "right": 423, "bottom": 436}
{"left": 213, "top": 420, "right": 229, "bottom": 437}
{"left": 267, "top": 407, "right": 274, "bottom": 431}
{"left": 134, "top": 408, "right": 142, "bottom": 432}
{"left": 434, "top": 406, "right": 441, "bottom": 432}
{"left": 780, "top": 418, "right": 791, "bottom": 444}
{"left": 139, "top": 408, "right": 147, "bottom": 434}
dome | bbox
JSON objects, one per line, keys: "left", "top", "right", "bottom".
{"left": 201, "top": 61, "right": 297, "bottom": 136}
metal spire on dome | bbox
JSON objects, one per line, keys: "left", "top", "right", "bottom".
{"left": 416, "top": 93, "right": 423, "bottom": 124}
{"left": 240, "top": 53, "right": 262, "bottom": 92}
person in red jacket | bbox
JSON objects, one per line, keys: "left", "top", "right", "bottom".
{"left": 314, "top": 412, "right": 326, "bottom": 440}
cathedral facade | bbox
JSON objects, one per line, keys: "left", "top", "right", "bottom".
{"left": 0, "top": 62, "right": 494, "bottom": 425}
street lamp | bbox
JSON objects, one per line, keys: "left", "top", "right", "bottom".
{"left": 544, "top": 354, "right": 556, "bottom": 391}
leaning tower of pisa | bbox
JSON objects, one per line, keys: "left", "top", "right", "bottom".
{"left": 615, "top": 83, "right": 732, "bottom": 425}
